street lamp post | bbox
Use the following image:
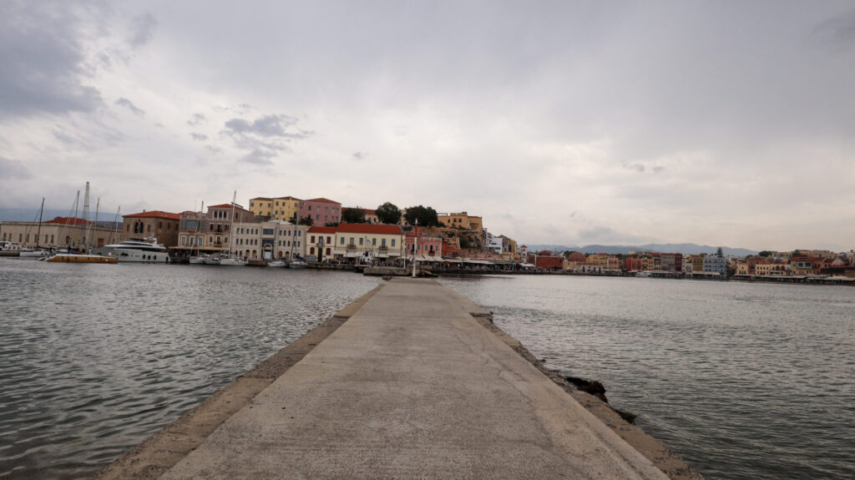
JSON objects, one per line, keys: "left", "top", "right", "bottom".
{"left": 412, "top": 219, "right": 418, "bottom": 278}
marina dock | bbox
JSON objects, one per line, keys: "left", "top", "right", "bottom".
{"left": 97, "top": 279, "right": 676, "bottom": 479}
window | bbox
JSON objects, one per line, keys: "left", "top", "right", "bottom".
{"left": 381, "top": 238, "right": 387, "bottom": 246}
{"left": 181, "top": 236, "right": 187, "bottom": 245}
{"left": 372, "top": 238, "right": 376, "bottom": 246}
{"left": 126, "top": 224, "right": 130, "bottom": 231}
{"left": 310, "top": 247, "right": 315, "bottom": 254}
{"left": 359, "top": 238, "right": 364, "bottom": 246}
{"left": 326, "top": 236, "right": 331, "bottom": 243}
{"left": 340, "top": 237, "right": 344, "bottom": 245}
{"left": 158, "top": 221, "right": 163, "bottom": 229}
{"left": 326, "top": 248, "right": 331, "bottom": 255}
{"left": 311, "top": 236, "right": 315, "bottom": 243}
{"left": 391, "top": 239, "right": 396, "bottom": 247}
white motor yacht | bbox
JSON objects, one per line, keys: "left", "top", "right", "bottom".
{"left": 94, "top": 239, "right": 169, "bottom": 263}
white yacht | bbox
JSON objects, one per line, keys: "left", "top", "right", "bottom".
{"left": 95, "top": 239, "right": 169, "bottom": 263}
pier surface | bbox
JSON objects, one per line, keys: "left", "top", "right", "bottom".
{"left": 159, "top": 279, "right": 667, "bottom": 479}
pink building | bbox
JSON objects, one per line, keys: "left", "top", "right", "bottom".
{"left": 298, "top": 198, "right": 341, "bottom": 225}
{"left": 405, "top": 226, "right": 442, "bottom": 258}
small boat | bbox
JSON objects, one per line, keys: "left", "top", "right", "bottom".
{"left": 19, "top": 249, "right": 49, "bottom": 259}
{"left": 204, "top": 254, "right": 222, "bottom": 265}
{"left": 219, "top": 256, "right": 246, "bottom": 266}
{"left": 45, "top": 253, "right": 118, "bottom": 264}
{"left": 288, "top": 260, "right": 307, "bottom": 269}
{"left": 189, "top": 254, "right": 209, "bottom": 264}
{"left": 268, "top": 259, "right": 288, "bottom": 268}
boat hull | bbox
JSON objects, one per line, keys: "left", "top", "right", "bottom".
{"left": 289, "top": 262, "right": 307, "bottom": 269}
{"left": 219, "top": 258, "right": 246, "bottom": 266}
{"left": 268, "top": 261, "right": 288, "bottom": 268}
{"left": 45, "top": 254, "right": 118, "bottom": 264}
{"left": 19, "top": 251, "right": 48, "bottom": 258}
{"left": 189, "top": 256, "right": 208, "bottom": 264}
{"left": 93, "top": 248, "right": 169, "bottom": 263}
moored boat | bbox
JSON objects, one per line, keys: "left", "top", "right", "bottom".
{"left": 189, "top": 254, "right": 209, "bottom": 264}
{"left": 268, "top": 259, "right": 288, "bottom": 268}
{"left": 93, "top": 239, "right": 169, "bottom": 263}
{"left": 219, "top": 257, "right": 247, "bottom": 266}
{"left": 45, "top": 253, "right": 118, "bottom": 264}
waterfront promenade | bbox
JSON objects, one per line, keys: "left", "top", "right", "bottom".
{"left": 103, "top": 278, "right": 668, "bottom": 479}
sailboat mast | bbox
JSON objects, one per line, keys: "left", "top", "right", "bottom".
{"left": 36, "top": 198, "right": 44, "bottom": 249}
{"left": 87, "top": 197, "right": 100, "bottom": 252}
{"left": 193, "top": 201, "right": 204, "bottom": 256}
{"left": 229, "top": 191, "right": 237, "bottom": 257}
{"left": 71, "top": 190, "right": 81, "bottom": 249}
{"left": 110, "top": 206, "right": 121, "bottom": 244}
{"left": 81, "top": 182, "right": 90, "bottom": 248}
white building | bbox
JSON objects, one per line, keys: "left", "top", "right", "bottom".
{"left": 233, "top": 220, "right": 307, "bottom": 260}
{"left": 703, "top": 255, "right": 728, "bottom": 278}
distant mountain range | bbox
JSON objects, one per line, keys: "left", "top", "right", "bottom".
{"left": 526, "top": 243, "right": 758, "bottom": 257}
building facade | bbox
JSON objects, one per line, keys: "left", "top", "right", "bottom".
{"left": 333, "top": 223, "right": 404, "bottom": 262}
{"left": 0, "top": 217, "right": 118, "bottom": 249}
{"left": 703, "top": 255, "right": 728, "bottom": 278}
{"left": 307, "top": 226, "right": 336, "bottom": 261}
{"left": 299, "top": 198, "right": 341, "bottom": 226}
{"left": 121, "top": 211, "right": 181, "bottom": 246}
{"left": 405, "top": 226, "right": 442, "bottom": 259}
{"left": 249, "top": 196, "right": 303, "bottom": 222}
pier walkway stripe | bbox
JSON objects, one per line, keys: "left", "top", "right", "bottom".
{"left": 160, "top": 278, "right": 668, "bottom": 479}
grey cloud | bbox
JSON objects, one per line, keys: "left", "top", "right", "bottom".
{"left": 577, "top": 226, "right": 648, "bottom": 245}
{"left": 129, "top": 13, "right": 157, "bottom": 48}
{"left": 240, "top": 149, "right": 276, "bottom": 165}
{"left": 205, "top": 145, "right": 223, "bottom": 154}
{"left": 813, "top": 8, "right": 855, "bottom": 49}
{"left": 0, "top": 1, "right": 106, "bottom": 119}
{"left": 224, "top": 114, "right": 300, "bottom": 138}
{"left": 154, "top": 122, "right": 164, "bottom": 128}
{"left": 115, "top": 97, "right": 145, "bottom": 116}
{"left": 191, "top": 133, "right": 208, "bottom": 141}
{"left": 623, "top": 163, "right": 645, "bottom": 173}
{"left": 0, "top": 156, "right": 31, "bottom": 179}
{"left": 353, "top": 151, "right": 366, "bottom": 160}
{"left": 187, "top": 113, "right": 206, "bottom": 126}
{"left": 652, "top": 166, "right": 666, "bottom": 174}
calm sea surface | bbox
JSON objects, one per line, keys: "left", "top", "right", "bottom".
{"left": 0, "top": 259, "right": 379, "bottom": 479}
{"left": 440, "top": 275, "right": 855, "bottom": 480}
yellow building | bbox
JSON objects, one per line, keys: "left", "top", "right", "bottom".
{"left": 438, "top": 212, "right": 470, "bottom": 229}
{"left": 333, "top": 224, "right": 405, "bottom": 261}
{"left": 249, "top": 196, "right": 302, "bottom": 222}
{"left": 468, "top": 216, "right": 483, "bottom": 232}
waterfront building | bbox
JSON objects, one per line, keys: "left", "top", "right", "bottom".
{"left": 485, "top": 230, "right": 503, "bottom": 254}
{"left": 755, "top": 263, "right": 791, "bottom": 276}
{"left": 624, "top": 256, "right": 644, "bottom": 272}
{"left": 405, "top": 226, "right": 443, "bottom": 260}
{"left": 203, "top": 203, "right": 256, "bottom": 251}
{"left": 121, "top": 211, "right": 181, "bottom": 246}
{"left": 703, "top": 254, "right": 728, "bottom": 278}
{"left": 656, "top": 253, "right": 683, "bottom": 273}
{"left": 789, "top": 256, "right": 822, "bottom": 276}
{"left": 468, "top": 216, "right": 483, "bottom": 232}
{"left": 364, "top": 209, "right": 379, "bottom": 224}
{"left": 333, "top": 223, "right": 404, "bottom": 262}
{"left": 249, "top": 196, "right": 303, "bottom": 222}
{"left": 0, "top": 217, "right": 118, "bottom": 250}
{"left": 307, "top": 226, "right": 336, "bottom": 262}
{"left": 518, "top": 245, "right": 528, "bottom": 260}
{"left": 177, "top": 211, "right": 208, "bottom": 252}
{"left": 498, "top": 235, "right": 517, "bottom": 262}
{"left": 299, "top": 198, "right": 341, "bottom": 226}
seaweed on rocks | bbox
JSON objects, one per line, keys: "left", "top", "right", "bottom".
{"left": 564, "top": 375, "right": 608, "bottom": 403}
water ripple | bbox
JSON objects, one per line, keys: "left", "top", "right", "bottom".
{"left": 0, "top": 259, "right": 379, "bottom": 479}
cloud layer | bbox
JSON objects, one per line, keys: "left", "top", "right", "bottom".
{"left": 1, "top": 1, "right": 854, "bottom": 251}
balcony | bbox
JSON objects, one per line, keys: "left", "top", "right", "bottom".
{"left": 346, "top": 244, "right": 357, "bottom": 250}
{"left": 378, "top": 245, "right": 389, "bottom": 252}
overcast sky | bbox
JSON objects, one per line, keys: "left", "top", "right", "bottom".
{"left": 1, "top": 1, "right": 854, "bottom": 251}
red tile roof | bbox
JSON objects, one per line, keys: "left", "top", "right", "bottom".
{"left": 45, "top": 217, "right": 92, "bottom": 226}
{"left": 337, "top": 223, "right": 402, "bottom": 235}
{"left": 124, "top": 210, "right": 181, "bottom": 220}
{"left": 308, "top": 227, "right": 337, "bottom": 234}
{"left": 344, "top": 207, "right": 376, "bottom": 214}
{"left": 306, "top": 197, "right": 340, "bottom": 205}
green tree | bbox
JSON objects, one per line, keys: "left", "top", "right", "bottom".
{"left": 341, "top": 207, "right": 366, "bottom": 224}
{"left": 298, "top": 215, "right": 313, "bottom": 226}
{"left": 716, "top": 247, "right": 724, "bottom": 257}
{"left": 404, "top": 205, "right": 441, "bottom": 227}
{"left": 375, "top": 202, "right": 402, "bottom": 224}
{"left": 758, "top": 250, "right": 772, "bottom": 257}
{"left": 325, "top": 222, "right": 339, "bottom": 228}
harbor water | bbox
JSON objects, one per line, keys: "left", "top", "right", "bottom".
{"left": 1, "top": 260, "right": 853, "bottom": 479}
{"left": 0, "top": 259, "right": 380, "bottom": 479}
{"left": 440, "top": 275, "right": 855, "bottom": 480}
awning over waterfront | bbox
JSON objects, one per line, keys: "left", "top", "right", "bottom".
{"left": 462, "top": 259, "right": 493, "bottom": 265}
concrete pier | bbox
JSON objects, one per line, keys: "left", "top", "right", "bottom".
{"left": 144, "top": 278, "right": 670, "bottom": 479}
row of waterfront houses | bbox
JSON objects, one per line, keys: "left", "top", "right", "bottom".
{"left": 520, "top": 249, "right": 855, "bottom": 279}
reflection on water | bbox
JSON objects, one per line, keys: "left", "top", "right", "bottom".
{"left": 0, "top": 259, "right": 379, "bottom": 479}
{"left": 441, "top": 275, "right": 855, "bottom": 480}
